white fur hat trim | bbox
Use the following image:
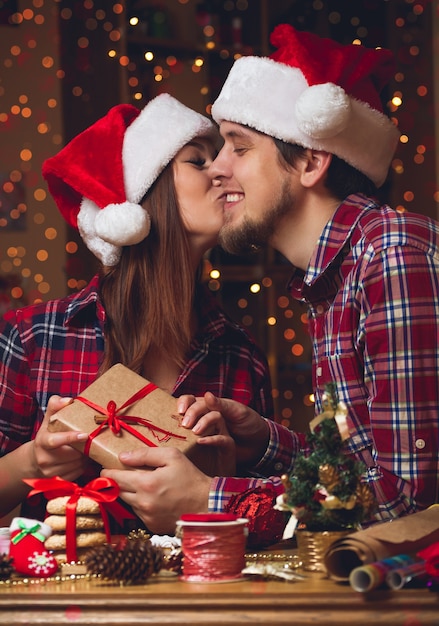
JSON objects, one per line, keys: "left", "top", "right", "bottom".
{"left": 122, "top": 93, "right": 215, "bottom": 203}
{"left": 212, "top": 56, "right": 400, "bottom": 187}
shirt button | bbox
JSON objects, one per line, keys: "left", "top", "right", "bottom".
{"left": 415, "top": 439, "right": 426, "bottom": 450}
{"left": 274, "top": 462, "right": 283, "bottom": 471}
{"left": 316, "top": 367, "right": 322, "bottom": 377}
{"left": 316, "top": 305, "right": 324, "bottom": 314}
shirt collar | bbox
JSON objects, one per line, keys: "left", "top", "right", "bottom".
{"left": 65, "top": 274, "right": 105, "bottom": 326}
{"left": 288, "top": 194, "right": 379, "bottom": 297}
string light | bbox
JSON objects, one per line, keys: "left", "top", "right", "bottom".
{"left": 0, "top": 0, "right": 434, "bottom": 427}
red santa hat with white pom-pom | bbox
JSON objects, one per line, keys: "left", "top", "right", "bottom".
{"left": 42, "top": 94, "right": 215, "bottom": 266}
{"left": 212, "top": 24, "right": 400, "bottom": 188}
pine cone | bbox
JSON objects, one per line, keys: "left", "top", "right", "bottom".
{"left": 84, "top": 536, "right": 164, "bottom": 584}
{"left": 0, "top": 553, "right": 14, "bottom": 581}
{"left": 163, "top": 547, "right": 183, "bottom": 575}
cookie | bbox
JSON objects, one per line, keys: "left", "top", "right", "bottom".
{"left": 46, "top": 496, "right": 101, "bottom": 515}
{"left": 45, "top": 531, "right": 107, "bottom": 551}
{"left": 45, "top": 514, "right": 104, "bottom": 531}
{"left": 52, "top": 548, "right": 91, "bottom": 565}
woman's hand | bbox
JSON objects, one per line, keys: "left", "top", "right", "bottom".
{"left": 31, "top": 395, "right": 89, "bottom": 481}
{"left": 178, "top": 392, "right": 270, "bottom": 466}
{"left": 0, "top": 396, "right": 90, "bottom": 516}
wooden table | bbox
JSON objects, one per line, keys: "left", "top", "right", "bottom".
{"left": 0, "top": 566, "right": 437, "bottom": 625}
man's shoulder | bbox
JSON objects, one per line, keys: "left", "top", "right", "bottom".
{"left": 357, "top": 203, "right": 439, "bottom": 255}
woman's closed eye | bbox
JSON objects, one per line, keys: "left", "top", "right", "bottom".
{"left": 187, "top": 157, "right": 207, "bottom": 167}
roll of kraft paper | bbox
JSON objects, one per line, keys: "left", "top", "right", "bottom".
{"left": 324, "top": 505, "right": 439, "bottom": 582}
{"left": 349, "top": 554, "right": 419, "bottom": 592}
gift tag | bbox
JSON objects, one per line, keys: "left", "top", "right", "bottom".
{"left": 282, "top": 513, "right": 298, "bottom": 540}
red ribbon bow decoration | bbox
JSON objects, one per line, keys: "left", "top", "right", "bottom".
{"left": 23, "top": 476, "right": 135, "bottom": 563}
{"left": 418, "top": 541, "right": 439, "bottom": 579}
{"left": 76, "top": 382, "right": 187, "bottom": 459}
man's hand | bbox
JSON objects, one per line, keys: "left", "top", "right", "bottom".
{"left": 101, "top": 448, "right": 212, "bottom": 535}
{"left": 179, "top": 392, "right": 270, "bottom": 467}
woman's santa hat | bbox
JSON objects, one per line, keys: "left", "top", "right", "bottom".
{"left": 212, "top": 24, "right": 400, "bottom": 188}
{"left": 42, "top": 94, "right": 215, "bottom": 266}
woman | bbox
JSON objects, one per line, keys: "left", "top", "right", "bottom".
{"left": 0, "top": 94, "right": 272, "bottom": 524}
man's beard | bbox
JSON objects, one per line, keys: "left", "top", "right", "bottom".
{"left": 218, "top": 180, "right": 293, "bottom": 256}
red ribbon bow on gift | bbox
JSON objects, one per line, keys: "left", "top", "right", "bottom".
{"left": 76, "top": 382, "right": 187, "bottom": 458}
{"left": 23, "top": 476, "right": 134, "bottom": 563}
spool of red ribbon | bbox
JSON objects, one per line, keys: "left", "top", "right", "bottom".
{"left": 176, "top": 513, "right": 248, "bottom": 583}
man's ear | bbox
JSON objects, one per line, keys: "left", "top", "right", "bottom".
{"left": 300, "top": 149, "right": 332, "bottom": 188}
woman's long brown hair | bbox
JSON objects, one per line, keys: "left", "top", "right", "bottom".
{"left": 98, "top": 163, "right": 197, "bottom": 375}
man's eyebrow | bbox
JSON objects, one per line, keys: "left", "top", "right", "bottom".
{"left": 222, "top": 128, "right": 255, "bottom": 140}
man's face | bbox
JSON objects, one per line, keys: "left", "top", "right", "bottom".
{"left": 208, "top": 122, "right": 295, "bottom": 255}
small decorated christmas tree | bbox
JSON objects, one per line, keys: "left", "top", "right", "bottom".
{"left": 279, "top": 384, "right": 376, "bottom": 532}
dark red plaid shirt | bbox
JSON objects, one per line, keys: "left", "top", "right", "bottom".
{"left": 213, "top": 194, "right": 439, "bottom": 543}
{"left": 0, "top": 275, "right": 273, "bottom": 521}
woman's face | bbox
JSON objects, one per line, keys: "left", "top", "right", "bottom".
{"left": 173, "top": 136, "right": 225, "bottom": 254}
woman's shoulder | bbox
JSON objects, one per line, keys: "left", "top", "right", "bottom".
{"left": 2, "top": 275, "right": 100, "bottom": 331}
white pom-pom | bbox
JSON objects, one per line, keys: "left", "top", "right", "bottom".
{"left": 295, "top": 83, "right": 351, "bottom": 139}
{"left": 95, "top": 202, "right": 151, "bottom": 246}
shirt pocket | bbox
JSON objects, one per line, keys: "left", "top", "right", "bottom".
{"left": 316, "top": 352, "right": 382, "bottom": 479}
{"left": 315, "top": 350, "right": 368, "bottom": 408}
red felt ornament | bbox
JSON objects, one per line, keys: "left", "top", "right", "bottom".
{"left": 225, "top": 484, "right": 285, "bottom": 549}
{"left": 9, "top": 518, "right": 58, "bottom": 578}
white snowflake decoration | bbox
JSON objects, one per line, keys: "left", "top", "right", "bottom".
{"left": 27, "top": 551, "right": 57, "bottom": 576}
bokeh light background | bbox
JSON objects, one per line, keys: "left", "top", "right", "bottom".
{"left": 1, "top": 0, "right": 437, "bottom": 430}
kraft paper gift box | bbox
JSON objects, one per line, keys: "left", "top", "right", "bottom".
{"left": 48, "top": 363, "right": 222, "bottom": 476}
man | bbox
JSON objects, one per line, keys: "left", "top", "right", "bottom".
{"left": 105, "top": 24, "right": 439, "bottom": 545}
{"left": 182, "top": 24, "right": 439, "bottom": 525}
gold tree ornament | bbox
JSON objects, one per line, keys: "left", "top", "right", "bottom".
{"left": 318, "top": 463, "right": 340, "bottom": 492}
{"left": 320, "top": 494, "right": 357, "bottom": 510}
{"left": 355, "top": 482, "right": 377, "bottom": 516}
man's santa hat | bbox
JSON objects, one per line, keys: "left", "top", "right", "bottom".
{"left": 42, "top": 94, "right": 215, "bottom": 266}
{"left": 212, "top": 24, "right": 400, "bottom": 188}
